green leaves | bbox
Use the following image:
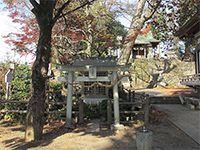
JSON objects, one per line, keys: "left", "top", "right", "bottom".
{"left": 10, "top": 65, "right": 31, "bottom": 101}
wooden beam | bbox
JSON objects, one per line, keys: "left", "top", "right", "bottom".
{"left": 0, "top": 110, "right": 27, "bottom": 113}
{"left": 120, "top": 110, "right": 142, "bottom": 114}
{"left": 74, "top": 76, "right": 111, "bottom": 82}
{"left": 59, "top": 65, "right": 130, "bottom": 72}
{"left": 0, "top": 100, "right": 28, "bottom": 104}
{"left": 119, "top": 102, "right": 142, "bottom": 105}
{"left": 0, "top": 110, "right": 78, "bottom": 114}
{"left": 0, "top": 100, "right": 66, "bottom": 105}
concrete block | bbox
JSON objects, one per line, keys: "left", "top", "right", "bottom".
{"left": 136, "top": 128, "right": 153, "bottom": 150}
{"left": 186, "top": 104, "right": 195, "bottom": 110}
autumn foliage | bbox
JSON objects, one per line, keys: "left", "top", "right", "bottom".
{"left": 140, "top": 24, "right": 151, "bottom": 35}
{"left": 3, "top": 1, "right": 126, "bottom": 63}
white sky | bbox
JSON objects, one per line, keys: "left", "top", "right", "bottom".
{"left": 117, "top": 16, "right": 131, "bottom": 28}
{"left": 0, "top": 0, "right": 133, "bottom": 63}
{"left": 0, "top": 0, "right": 35, "bottom": 64}
{"left": 0, "top": 11, "right": 17, "bottom": 62}
{"left": 0, "top": 5, "right": 35, "bottom": 64}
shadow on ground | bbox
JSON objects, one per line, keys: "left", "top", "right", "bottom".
{"left": 1, "top": 110, "right": 200, "bottom": 150}
{"left": 1, "top": 122, "right": 77, "bottom": 150}
{"left": 1, "top": 120, "right": 115, "bottom": 150}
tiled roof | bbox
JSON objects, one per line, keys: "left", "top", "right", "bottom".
{"left": 135, "top": 31, "right": 160, "bottom": 45}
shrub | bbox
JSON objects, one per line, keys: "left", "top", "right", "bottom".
{"left": 4, "top": 64, "right": 31, "bottom": 123}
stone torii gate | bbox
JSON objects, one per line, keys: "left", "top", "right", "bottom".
{"left": 59, "top": 57, "right": 129, "bottom": 128}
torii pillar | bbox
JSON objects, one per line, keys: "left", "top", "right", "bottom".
{"left": 66, "top": 71, "right": 73, "bottom": 128}
{"left": 113, "top": 71, "right": 120, "bottom": 125}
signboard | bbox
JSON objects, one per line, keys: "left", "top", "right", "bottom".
{"left": 5, "top": 70, "right": 13, "bottom": 83}
{"left": 89, "top": 66, "right": 96, "bottom": 79}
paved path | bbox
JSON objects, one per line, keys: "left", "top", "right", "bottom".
{"left": 155, "top": 104, "right": 200, "bottom": 144}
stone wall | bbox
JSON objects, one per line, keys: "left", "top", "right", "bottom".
{"left": 130, "top": 58, "right": 195, "bottom": 89}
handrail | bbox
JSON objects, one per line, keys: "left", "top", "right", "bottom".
{"left": 0, "top": 100, "right": 66, "bottom": 105}
{"left": 181, "top": 73, "right": 200, "bottom": 79}
{"left": 180, "top": 74, "right": 200, "bottom": 86}
{"left": 180, "top": 74, "right": 200, "bottom": 82}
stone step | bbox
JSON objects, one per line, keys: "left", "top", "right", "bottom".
{"left": 149, "top": 96, "right": 181, "bottom": 104}
{"left": 184, "top": 97, "right": 200, "bottom": 110}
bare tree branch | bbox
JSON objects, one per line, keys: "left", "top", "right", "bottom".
{"left": 146, "top": 0, "right": 153, "bottom": 8}
{"left": 53, "top": 0, "right": 72, "bottom": 24}
{"left": 134, "top": 0, "right": 146, "bottom": 20}
{"left": 144, "top": 0, "right": 161, "bottom": 21}
{"left": 53, "top": 0, "right": 97, "bottom": 24}
{"left": 61, "top": 12, "right": 68, "bottom": 31}
{"left": 30, "top": 0, "right": 40, "bottom": 14}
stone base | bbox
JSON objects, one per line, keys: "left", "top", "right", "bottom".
{"left": 113, "top": 124, "right": 125, "bottom": 130}
{"left": 186, "top": 104, "right": 195, "bottom": 110}
{"left": 136, "top": 129, "right": 153, "bottom": 150}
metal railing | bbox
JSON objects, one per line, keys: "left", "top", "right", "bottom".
{"left": 180, "top": 74, "right": 200, "bottom": 86}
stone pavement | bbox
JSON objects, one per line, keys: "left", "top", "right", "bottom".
{"left": 154, "top": 104, "right": 200, "bottom": 144}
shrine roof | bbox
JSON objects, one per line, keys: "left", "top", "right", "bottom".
{"left": 59, "top": 57, "right": 130, "bottom": 71}
{"left": 70, "top": 57, "right": 118, "bottom": 67}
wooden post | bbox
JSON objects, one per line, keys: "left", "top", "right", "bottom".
{"left": 106, "top": 87, "right": 112, "bottom": 125}
{"left": 46, "top": 79, "right": 50, "bottom": 124}
{"left": 5, "top": 82, "right": 10, "bottom": 100}
{"left": 79, "top": 99, "right": 84, "bottom": 124}
{"left": 107, "top": 99, "right": 112, "bottom": 126}
{"left": 66, "top": 71, "right": 73, "bottom": 128}
{"left": 144, "top": 47, "right": 147, "bottom": 58}
{"left": 113, "top": 71, "right": 120, "bottom": 125}
{"left": 144, "top": 96, "right": 150, "bottom": 126}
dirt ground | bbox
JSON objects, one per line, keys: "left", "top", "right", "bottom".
{"left": 0, "top": 87, "right": 199, "bottom": 150}
{"left": 0, "top": 117, "right": 199, "bottom": 150}
{"left": 135, "top": 87, "right": 193, "bottom": 96}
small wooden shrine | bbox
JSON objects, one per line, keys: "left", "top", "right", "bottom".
{"left": 58, "top": 57, "right": 129, "bottom": 128}
{"left": 132, "top": 32, "right": 160, "bottom": 59}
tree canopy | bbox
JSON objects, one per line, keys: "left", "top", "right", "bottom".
{"left": 3, "top": 0, "right": 126, "bottom": 63}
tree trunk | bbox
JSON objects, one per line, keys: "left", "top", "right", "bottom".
{"left": 118, "top": 29, "right": 141, "bottom": 65}
{"left": 25, "top": 25, "right": 52, "bottom": 141}
{"left": 25, "top": 0, "right": 93, "bottom": 142}
{"left": 24, "top": 0, "right": 56, "bottom": 141}
{"left": 78, "top": 99, "right": 84, "bottom": 124}
{"left": 25, "top": 6, "right": 53, "bottom": 140}
{"left": 118, "top": 0, "right": 147, "bottom": 65}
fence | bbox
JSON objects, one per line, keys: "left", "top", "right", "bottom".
{"left": 0, "top": 92, "right": 151, "bottom": 125}
{"left": 0, "top": 99, "right": 79, "bottom": 122}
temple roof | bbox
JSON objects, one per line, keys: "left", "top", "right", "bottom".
{"left": 135, "top": 31, "right": 160, "bottom": 45}
{"left": 176, "top": 10, "right": 200, "bottom": 38}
